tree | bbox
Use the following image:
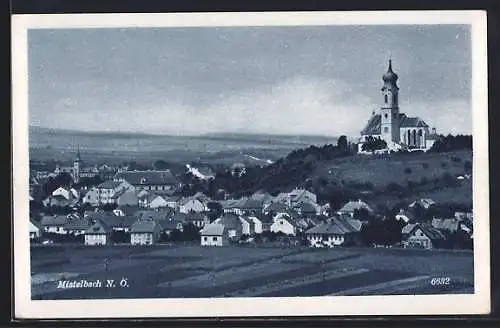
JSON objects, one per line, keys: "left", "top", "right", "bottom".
{"left": 337, "top": 135, "right": 348, "bottom": 151}
{"left": 361, "top": 136, "right": 387, "bottom": 152}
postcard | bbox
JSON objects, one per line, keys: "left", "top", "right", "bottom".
{"left": 12, "top": 10, "right": 490, "bottom": 319}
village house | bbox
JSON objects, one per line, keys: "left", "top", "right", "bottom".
{"left": 431, "top": 217, "right": 473, "bottom": 235}
{"left": 64, "top": 217, "right": 91, "bottom": 236}
{"left": 221, "top": 199, "right": 246, "bottom": 215}
{"left": 337, "top": 199, "right": 375, "bottom": 217}
{"left": 113, "top": 170, "right": 181, "bottom": 193}
{"left": 200, "top": 223, "right": 228, "bottom": 247}
{"left": 51, "top": 187, "right": 74, "bottom": 201}
{"left": 288, "top": 188, "right": 318, "bottom": 208}
{"left": 213, "top": 214, "right": 243, "bottom": 240}
{"left": 179, "top": 197, "right": 205, "bottom": 214}
{"left": 239, "top": 216, "right": 255, "bottom": 236}
{"left": 42, "top": 195, "right": 73, "bottom": 208}
{"left": 114, "top": 190, "right": 139, "bottom": 206}
{"left": 135, "top": 208, "right": 175, "bottom": 223}
{"left": 40, "top": 215, "right": 68, "bottom": 234}
{"left": 95, "top": 180, "right": 133, "bottom": 205}
{"left": 130, "top": 217, "right": 161, "bottom": 245}
{"left": 164, "top": 196, "right": 181, "bottom": 210}
{"left": 294, "top": 202, "right": 319, "bottom": 217}
{"left": 250, "top": 191, "right": 274, "bottom": 207}
{"left": 244, "top": 214, "right": 266, "bottom": 234}
{"left": 82, "top": 187, "right": 99, "bottom": 206}
{"left": 305, "top": 216, "right": 363, "bottom": 248}
{"left": 84, "top": 220, "right": 112, "bottom": 246}
{"left": 103, "top": 215, "right": 138, "bottom": 233}
{"left": 238, "top": 198, "right": 265, "bottom": 216}
{"left": 29, "top": 219, "right": 42, "bottom": 239}
{"left": 270, "top": 211, "right": 300, "bottom": 236}
{"left": 146, "top": 194, "right": 169, "bottom": 209}
{"left": 402, "top": 224, "right": 448, "bottom": 249}
{"left": 158, "top": 218, "right": 184, "bottom": 236}
{"left": 182, "top": 212, "right": 210, "bottom": 229}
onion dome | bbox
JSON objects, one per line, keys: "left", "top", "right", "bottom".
{"left": 382, "top": 60, "right": 398, "bottom": 83}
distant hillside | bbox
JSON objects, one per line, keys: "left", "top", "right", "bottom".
{"left": 28, "top": 125, "right": 339, "bottom": 166}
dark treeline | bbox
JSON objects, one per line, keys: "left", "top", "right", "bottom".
{"left": 429, "top": 134, "right": 472, "bottom": 153}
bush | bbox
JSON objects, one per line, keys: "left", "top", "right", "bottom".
{"left": 362, "top": 136, "right": 387, "bottom": 152}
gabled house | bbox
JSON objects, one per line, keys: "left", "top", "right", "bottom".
{"left": 221, "top": 199, "right": 246, "bottom": 215}
{"left": 337, "top": 199, "right": 374, "bottom": 217}
{"left": 305, "top": 216, "right": 362, "bottom": 247}
{"left": 82, "top": 187, "right": 99, "bottom": 206}
{"left": 103, "top": 215, "right": 138, "bottom": 232}
{"left": 113, "top": 170, "right": 180, "bottom": 193}
{"left": 431, "top": 218, "right": 460, "bottom": 233}
{"left": 294, "top": 202, "right": 318, "bottom": 216}
{"left": 130, "top": 217, "right": 161, "bottom": 245}
{"left": 245, "top": 214, "right": 266, "bottom": 234}
{"left": 135, "top": 208, "right": 174, "bottom": 222}
{"left": 164, "top": 196, "right": 181, "bottom": 210}
{"left": 213, "top": 213, "right": 243, "bottom": 240}
{"left": 200, "top": 223, "right": 228, "bottom": 247}
{"left": 85, "top": 220, "right": 112, "bottom": 245}
{"left": 402, "top": 224, "right": 448, "bottom": 249}
{"left": 147, "top": 194, "right": 169, "bottom": 209}
{"left": 40, "top": 215, "right": 67, "bottom": 234}
{"left": 52, "top": 187, "right": 73, "bottom": 201}
{"left": 270, "top": 211, "right": 300, "bottom": 236}
{"left": 239, "top": 216, "right": 255, "bottom": 236}
{"left": 115, "top": 190, "right": 139, "bottom": 206}
{"left": 179, "top": 198, "right": 205, "bottom": 214}
{"left": 288, "top": 188, "right": 317, "bottom": 207}
{"left": 29, "top": 219, "right": 42, "bottom": 239}
{"left": 42, "top": 195, "right": 73, "bottom": 208}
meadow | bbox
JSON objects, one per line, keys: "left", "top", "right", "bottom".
{"left": 31, "top": 245, "right": 474, "bottom": 300}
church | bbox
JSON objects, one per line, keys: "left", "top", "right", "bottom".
{"left": 357, "top": 60, "right": 438, "bottom": 153}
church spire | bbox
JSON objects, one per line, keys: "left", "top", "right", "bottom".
{"left": 76, "top": 144, "right": 81, "bottom": 162}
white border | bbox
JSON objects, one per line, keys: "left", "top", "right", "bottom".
{"left": 12, "top": 11, "right": 490, "bottom": 319}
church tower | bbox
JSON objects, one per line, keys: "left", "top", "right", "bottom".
{"left": 380, "top": 59, "right": 400, "bottom": 144}
{"left": 73, "top": 145, "right": 81, "bottom": 184}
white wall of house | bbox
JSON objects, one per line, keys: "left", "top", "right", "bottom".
{"left": 52, "top": 187, "right": 71, "bottom": 200}
{"left": 179, "top": 199, "right": 204, "bottom": 213}
{"left": 395, "top": 214, "right": 411, "bottom": 223}
{"left": 29, "top": 223, "right": 41, "bottom": 239}
{"left": 270, "top": 218, "right": 296, "bottom": 235}
{"left": 85, "top": 234, "right": 108, "bottom": 245}
{"left": 239, "top": 217, "right": 252, "bottom": 235}
{"left": 149, "top": 197, "right": 168, "bottom": 209}
{"left": 248, "top": 216, "right": 263, "bottom": 234}
{"left": 307, "top": 234, "right": 345, "bottom": 247}
{"left": 201, "top": 235, "right": 225, "bottom": 246}
{"left": 44, "top": 226, "right": 66, "bottom": 234}
{"left": 131, "top": 232, "right": 155, "bottom": 245}
{"left": 404, "top": 228, "right": 433, "bottom": 249}
{"left": 83, "top": 188, "right": 99, "bottom": 206}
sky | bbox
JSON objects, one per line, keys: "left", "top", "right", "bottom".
{"left": 28, "top": 25, "right": 472, "bottom": 137}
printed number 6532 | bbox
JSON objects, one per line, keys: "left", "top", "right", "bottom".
{"left": 430, "top": 277, "right": 451, "bottom": 286}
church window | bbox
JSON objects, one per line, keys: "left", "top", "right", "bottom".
{"left": 384, "top": 94, "right": 388, "bottom": 103}
{"left": 384, "top": 113, "right": 388, "bottom": 119}
{"left": 383, "top": 127, "right": 388, "bottom": 133}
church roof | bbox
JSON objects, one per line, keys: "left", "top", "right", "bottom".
{"left": 361, "top": 113, "right": 430, "bottom": 136}
{"left": 360, "top": 114, "right": 381, "bottom": 135}
{"left": 400, "top": 116, "right": 429, "bottom": 128}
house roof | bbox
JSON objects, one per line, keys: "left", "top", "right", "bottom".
{"left": 98, "top": 180, "right": 123, "bottom": 189}
{"left": 135, "top": 209, "right": 172, "bottom": 221}
{"left": 30, "top": 219, "right": 43, "bottom": 230}
{"left": 179, "top": 197, "right": 203, "bottom": 206}
{"left": 431, "top": 218, "right": 459, "bottom": 231}
{"left": 183, "top": 212, "right": 208, "bottom": 222}
{"left": 114, "top": 170, "right": 178, "bottom": 186}
{"left": 115, "top": 205, "right": 140, "bottom": 216}
{"left": 361, "top": 113, "right": 430, "bottom": 136}
{"left": 101, "top": 215, "right": 137, "bottom": 229}
{"left": 200, "top": 223, "right": 225, "bottom": 236}
{"left": 85, "top": 220, "right": 112, "bottom": 234}
{"left": 240, "top": 198, "right": 264, "bottom": 210}
{"left": 338, "top": 200, "right": 374, "bottom": 214}
{"left": 419, "top": 226, "right": 448, "bottom": 241}
{"left": 289, "top": 189, "right": 316, "bottom": 203}
{"left": 158, "top": 219, "right": 183, "bottom": 230}
{"left": 216, "top": 214, "right": 243, "bottom": 230}
{"left": 298, "top": 202, "right": 317, "bottom": 213}
{"left": 264, "top": 202, "right": 289, "bottom": 213}
{"left": 305, "top": 217, "right": 362, "bottom": 235}
{"left": 64, "top": 217, "right": 91, "bottom": 230}
{"left": 40, "top": 215, "right": 67, "bottom": 227}
{"left": 396, "top": 210, "right": 416, "bottom": 221}
{"left": 402, "top": 223, "right": 419, "bottom": 235}
{"left": 130, "top": 218, "right": 158, "bottom": 233}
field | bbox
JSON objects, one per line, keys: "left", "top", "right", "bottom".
{"left": 31, "top": 245, "right": 474, "bottom": 300}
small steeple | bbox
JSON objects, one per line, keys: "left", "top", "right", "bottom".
{"left": 76, "top": 144, "right": 81, "bottom": 162}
